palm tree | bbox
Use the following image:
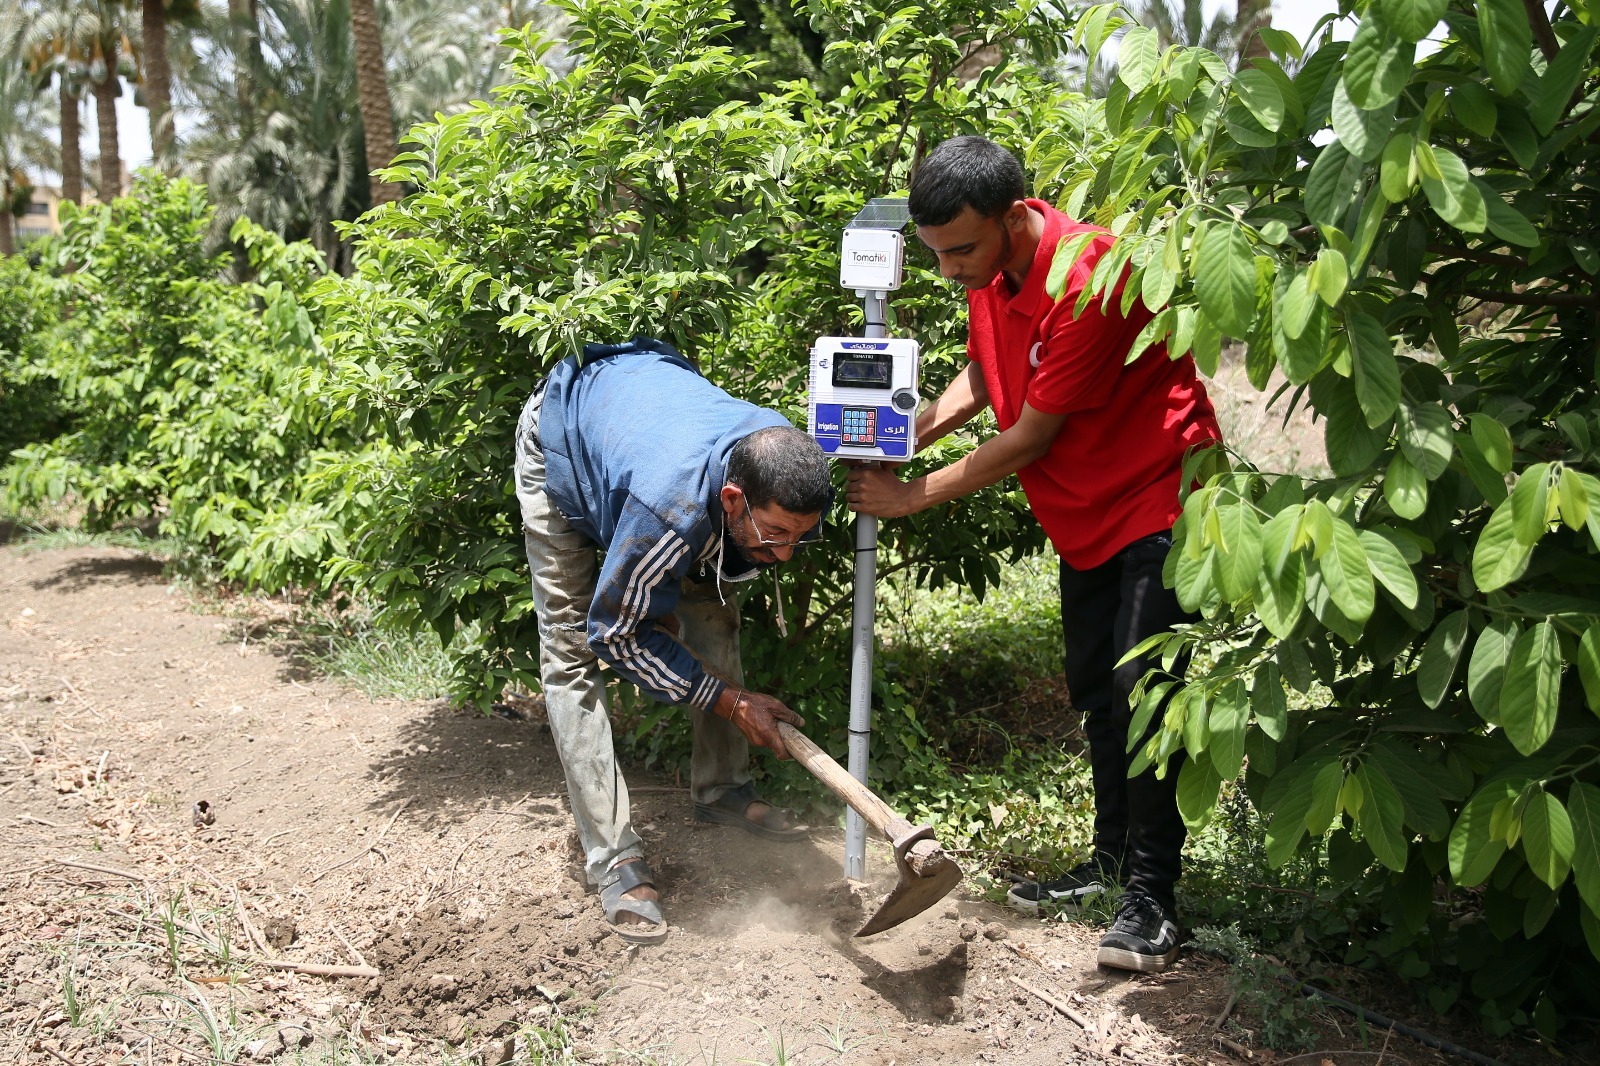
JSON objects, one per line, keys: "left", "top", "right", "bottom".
{"left": 1133, "top": 0, "right": 1238, "bottom": 62}
{"left": 1, "top": 10, "right": 61, "bottom": 254}
{"left": 349, "top": 0, "right": 400, "bottom": 204}
{"left": 1236, "top": 0, "right": 1271, "bottom": 64}
{"left": 173, "top": 0, "right": 500, "bottom": 265}
{"left": 27, "top": 0, "right": 132, "bottom": 200}
{"left": 140, "top": 0, "right": 202, "bottom": 169}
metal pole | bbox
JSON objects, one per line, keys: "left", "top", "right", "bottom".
{"left": 844, "top": 290, "right": 889, "bottom": 881}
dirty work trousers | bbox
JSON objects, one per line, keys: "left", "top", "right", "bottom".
{"left": 513, "top": 387, "right": 752, "bottom": 891}
{"left": 1060, "top": 530, "right": 1194, "bottom": 913}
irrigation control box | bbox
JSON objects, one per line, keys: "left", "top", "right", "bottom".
{"left": 807, "top": 336, "right": 920, "bottom": 462}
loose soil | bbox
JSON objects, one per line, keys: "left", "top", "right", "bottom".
{"left": 0, "top": 542, "right": 1562, "bottom": 1065}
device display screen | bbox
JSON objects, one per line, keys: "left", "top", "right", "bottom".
{"left": 832, "top": 352, "right": 893, "bottom": 389}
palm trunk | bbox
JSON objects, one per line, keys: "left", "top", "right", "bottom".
{"left": 0, "top": 209, "right": 14, "bottom": 257}
{"left": 348, "top": 0, "right": 401, "bottom": 205}
{"left": 143, "top": 0, "right": 175, "bottom": 167}
{"left": 229, "top": 0, "right": 260, "bottom": 139}
{"left": 94, "top": 69, "right": 122, "bottom": 200}
{"left": 1236, "top": 0, "right": 1270, "bottom": 64}
{"left": 60, "top": 82, "right": 83, "bottom": 205}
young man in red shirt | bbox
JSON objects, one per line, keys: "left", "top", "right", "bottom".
{"left": 847, "top": 135, "right": 1220, "bottom": 972}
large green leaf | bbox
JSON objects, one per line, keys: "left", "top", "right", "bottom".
{"left": 1578, "top": 624, "right": 1600, "bottom": 715}
{"left": 1252, "top": 663, "right": 1289, "bottom": 741}
{"left": 1522, "top": 791, "right": 1575, "bottom": 890}
{"left": 1499, "top": 621, "right": 1562, "bottom": 756}
{"left": 1469, "top": 412, "right": 1514, "bottom": 473}
{"left": 1264, "top": 757, "right": 1330, "bottom": 866}
{"left": 1368, "top": 742, "right": 1452, "bottom": 838}
{"left": 1307, "top": 759, "right": 1346, "bottom": 836}
{"left": 1176, "top": 755, "right": 1223, "bottom": 831}
{"left": 1379, "top": 130, "right": 1417, "bottom": 202}
{"left": 1416, "top": 610, "right": 1470, "bottom": 708}
{"left": 1348, "top": 312, "right": 1402, "bottom": 427}
{"left": 1234, "top": 68, "right": 1286, "bottom": 132}
{"left": 1449, "top": 779, "right": 1517, "bottom": 886}
{"left": 1355, "top": 763, "right": 1409, "bottom": 871}
{"left": 1379, "top": 0, "right": 1447, "bottom": 41}
{"left": 1509, "top": 462, "right": 1553, "bottom": 547}
{"left": 1208, "top": 678, "right": 1249, "bottom": 780}
{"left": 1279, "top": 271, "right": 1316, "bottom": 339}
{"left": 1118, "top": 26, "right": 1160, "bottom": 93}
{"left": 1419, "top": 146, "right": 1487, "bottom": 233}
{"left": 1559, "top": 467, "right": 1589, "bottom": 531}
{"left": 1331, "top": 77, "right": 1395, "bottom": 162}
{"left": 1312, "top": 519, "right": 1377, "bottom": 624}
{"left": 1450, "top": 80, "right": 1498, "bottom": 137}
{"left": 1476, "top": 0, "right": 1533, "bottom": 94}
{"left": 1194, "top": 224, "right": 1258, "bottom": 338}
{"left": 1323, "top": 375, "right": 1392, "bottom": 476}
{"left": 1385, "top": 451, "right": 1428, "bottom": 519}
{"left": 1213, "top": 502, "right": 1265, "bottom": 600}
{"left": 1527, "top": 26, "right": 1599, "bottom": 134}
{"left": 1305, "top": 141, "right": 1366, "bottom": 228}
{"left": 1471, "top": 496, "right": 1534, "bottom": 592}
{"left": 1569, "top": 783, "right": 1600, "bottom": 912}
{"left": 1344, "top": 8, "right": 1415, "bottom": 109}
{"left": 1398, "top": 402, "right": 1454, "bottom": 480}
{"left": 1257, "top": 555, "right": 1307, "bottom": 638}
{"left": 1466, "top": 617, "right": 1522, "bottom": 722}
{"left": 1360, "top": 529, "right": 1419, "bottom": 609}
{"left": 1479, "top": 184, "right": 1541, "bottom": 248}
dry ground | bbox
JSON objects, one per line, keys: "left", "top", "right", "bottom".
{"left": 0, "top": 541, "right": 1553, "bottom": 1065}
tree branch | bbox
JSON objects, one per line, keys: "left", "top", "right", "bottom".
{"left": 1425, "top": 243, "right": 1528, "bottom": 269}
{"left": 1458, "top": 286, "right": 1599, "bottom": 308}
{"left": 1523, "top": 0, "right": 1561, "bottom": 62}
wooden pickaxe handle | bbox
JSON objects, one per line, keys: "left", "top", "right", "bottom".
{"left": 776, "top": 722, "right": 948, "bottom": 878}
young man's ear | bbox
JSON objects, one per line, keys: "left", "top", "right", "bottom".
{"left": 1004, "top": 200, "right": 1030, "bottom": 232}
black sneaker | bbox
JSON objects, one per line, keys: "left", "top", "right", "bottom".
{"left": 1097, "top": 892, "right": 1180, "bottom": 972}
{"left": 1006, "top": 859, "right": 1120, "bottom": 915}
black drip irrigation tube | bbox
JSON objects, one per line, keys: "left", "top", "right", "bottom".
{"left": 1298, "top": 983, "right": 1511, "bottom": 1066}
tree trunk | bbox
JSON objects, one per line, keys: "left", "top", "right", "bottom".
{"left": 1236, "top": 0, "right": 1270, "bottom": 64}
{"left": 229, "top": 0, "right": 260, "bottom": 138}
{"left": 0, "top": 209, "right": 14, "bottom": 257}
{"left": 60, "top": 82, "right": 83, "bottom": 205}
{"left": 348, "top": 0, "right": 401, "bottom": 205}
{"left": 142, "top": 0, "right": 175, "bottom": 167}
{"left": 94, "top": 69, "right": 122, "bottom": 200}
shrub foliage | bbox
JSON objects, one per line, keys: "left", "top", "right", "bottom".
{"left": 1043, "top": 0, "right": 1600, "bottom": 1029}
{"left": 5, "top": 0, "right": 1600, "bottom": 1031}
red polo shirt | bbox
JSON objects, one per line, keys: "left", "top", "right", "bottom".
{"left": 967, "top": 200, "right": 1221, "bottom": 569}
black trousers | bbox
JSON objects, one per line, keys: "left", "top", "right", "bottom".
{"left": 1060, "top": 531, "right": 1194, "bottom": 912}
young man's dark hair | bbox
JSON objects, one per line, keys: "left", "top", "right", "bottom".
{"left": 908, "top": 135, "right": 1027, "bottom": 227}
{"left": 728, "top": 426, "right": 831, "bottom": 514}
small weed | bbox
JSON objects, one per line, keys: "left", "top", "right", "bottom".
{"left": 812, "top": 1011, "right": 860, "bottom": 1056}
{"left": 19, "top": 523, "right": 184, "bottom": 558}
{"left": 159, "top": 897, "right": 184, "bottom": 975}
{"left": 293, "top": 606, "right": 455, "bottom": 701}
{"left": 740, "top": 1022, "right": 796, "bottom": 1066}
{"left": 60, "top": 954, "right": 82, "bottom": 1027}
{"left": 1191, "top": 923, "right": 1323, "bottom": 1052}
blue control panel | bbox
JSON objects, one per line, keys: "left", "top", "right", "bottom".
{"left": 808, "top": 337, "right": 920, "bottom": 463}
{"left": 811, "top": 403, "right": 911, "bottom": 458}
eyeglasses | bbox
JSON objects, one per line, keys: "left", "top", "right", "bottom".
{"left": 741, "top": 500, "right": 821, "bottom": 550}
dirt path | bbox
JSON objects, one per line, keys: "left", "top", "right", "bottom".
{"left": 0, "top": 543, "right": 1512, "bottom": 1065}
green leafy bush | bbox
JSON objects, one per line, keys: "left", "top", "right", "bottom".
{"left": 0, "top": 254, "right": 69, "bottom": 462}
{"left": 308, "top": 0, "right": 1075, "bottom": 785}
{"left": 1038, "top": 0, "right": 1600, "bottom": 1030}
{"left": 2, "top": 174, "right": 340, "bottom": 587}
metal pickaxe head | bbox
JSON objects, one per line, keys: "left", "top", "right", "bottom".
{"left": 855, "top": 824, "right": 964, "bottom": 937}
